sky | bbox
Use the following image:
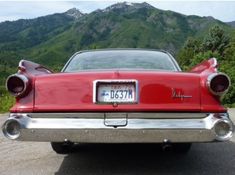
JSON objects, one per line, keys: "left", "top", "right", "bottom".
{"left": 0, "top": 1, "right": 235, "bottom": 23}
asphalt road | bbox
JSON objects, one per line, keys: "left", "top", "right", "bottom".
{"left": 0, "top": 110, "right": 235, "bottom": 175}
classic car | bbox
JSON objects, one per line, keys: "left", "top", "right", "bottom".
{"left": 2, "top": 49, "right": 234, "bottom": 154}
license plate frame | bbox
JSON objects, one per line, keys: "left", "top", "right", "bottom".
{"left": 93, "top": 80, "right": 138, "bottom": 104}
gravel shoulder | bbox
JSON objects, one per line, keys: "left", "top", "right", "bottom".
{"left": 0, "top": 109, "right": 235, "bottom": 175}
{"left": 228, "top": 108, "right": 235, "bottom": 122}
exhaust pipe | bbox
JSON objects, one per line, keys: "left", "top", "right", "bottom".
{"left": 2, "top": 119, "right": 21, "bottom": 140}
{"left": 162, "top": 144, "right": 173, "bottom": 151}
{"left": 162, "top": 139, "right": 172, "bottom": 151}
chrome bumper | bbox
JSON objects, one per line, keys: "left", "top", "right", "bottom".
{"left": 2, "top": 113, "right": 234, "bottom": 143}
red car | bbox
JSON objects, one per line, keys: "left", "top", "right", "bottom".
{"left": 2, "top": 49, "right": 234, "bottom": 154}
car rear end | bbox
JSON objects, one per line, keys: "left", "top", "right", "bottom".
{"left": 2, "top": 50, "right": 234, "bottom": 153}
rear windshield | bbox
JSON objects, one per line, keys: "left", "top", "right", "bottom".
{"left": 64, "top": 50, "right": 178, "bottom": 72}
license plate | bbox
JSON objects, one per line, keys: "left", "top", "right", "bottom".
{"left": 95, "top": 81, "right": 137, "bottom": 103}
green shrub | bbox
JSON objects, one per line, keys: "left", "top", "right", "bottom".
{"left": 0, "top": 86, "right": 14, "bottom": 113}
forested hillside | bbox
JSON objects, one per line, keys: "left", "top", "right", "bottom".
{"left": 0, "top": 2, "right": 235, "bottom": 112}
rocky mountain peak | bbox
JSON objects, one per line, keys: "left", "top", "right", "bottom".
{"left": 65, "top": 8, "right": 84, "bottom": 19}
{"left": 131, "top": 2, "right": 155, "bottom": 9}
{"left": 103, "top": 2, "right": 154, "bottom": 12}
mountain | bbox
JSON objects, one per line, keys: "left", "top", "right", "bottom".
{"left": 0, "top": 9, "right": 84, "bottom": 51}
{"left": 65, "top": 8, "right": 84, "bottom": 19}
{"left": 227, "top": 21, "right": 235, "bottom": 28}
{"left": 0, "top": 2, "right": 234, "bottom": 81}
{"left": 103, "top": 2, "right": 155, "bottom": 12}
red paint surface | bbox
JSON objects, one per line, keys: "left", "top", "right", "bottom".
{"left": 10, "top": 58, "right": 227, "bottom": 113}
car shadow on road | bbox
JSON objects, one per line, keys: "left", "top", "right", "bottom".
{"left": 55, "top": 142, "right": 235, "bottom": 175}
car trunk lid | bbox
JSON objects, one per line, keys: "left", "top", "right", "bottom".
{"left": 33, "top": 70, "right": 201, "bottom": 112}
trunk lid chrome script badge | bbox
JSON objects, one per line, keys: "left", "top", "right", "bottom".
{"left": 172, "top": 88, "right": 192, "bottom": 100}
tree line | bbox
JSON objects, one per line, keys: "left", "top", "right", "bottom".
{"left": 177, "top": 25, "right": 235, "bottom": 106}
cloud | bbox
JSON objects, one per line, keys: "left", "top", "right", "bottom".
{"left": 70, "top": 1, "right": 118, "bottom": 13}
{"left": 0, "top": 1, "right": 120, "bottom": 22}
{"left": 0, "top": 15, "right": 23, "bottom": 22}
{"left": 151, "top": 1, "right": 235, "bottom": 22}
{"left": 0, "top": 1, "right": 76, "bottom": 22}
{"left": 0, "top": 1, "right": 235, "bottom": 22}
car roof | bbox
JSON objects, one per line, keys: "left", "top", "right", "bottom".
{"left": 75, "top": 48, "right": 172, "bottom": 55}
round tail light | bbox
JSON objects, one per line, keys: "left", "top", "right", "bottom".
{"left": 6, "top": 74, "right": 29, "bottom": 97}
{"left": 207, "top": 73, "right": 230, "bottom": 96}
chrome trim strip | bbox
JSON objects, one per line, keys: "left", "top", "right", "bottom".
{"left": 18, "top": 60, "right": 26, "bottom": 71}
{"left": 16, "top": 112, "right": 210, "bottom": 119}
{"left": 2, "top": 113, "right": 233, "bottom": 143}
{"left": 166, "top": 52, "right": 182, "bottom": 71}
{"left": 212, "top": 57, "right": 218, "bottom": 69}
{"left": 93, "top": 79, "right": 139, "bottom": 104}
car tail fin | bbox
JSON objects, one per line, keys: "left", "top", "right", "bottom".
{"left": 190, "top": 58, "right": 218, "bottom": 74}
{"left": 18, "top": 60, "right": 53, "bottom": 76}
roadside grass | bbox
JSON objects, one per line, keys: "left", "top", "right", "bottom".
{"left": 0, "top": 95, "right": 14, "bottom": 113}
{"left": 225, "top": 103, "right": 235, "bottom": 108}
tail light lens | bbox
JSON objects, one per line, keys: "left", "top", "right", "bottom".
{"left": 207, "top": 73, "right": 230, "bottom": 96}
{"left": 6, "top": 74, "right": 29, "bottom": 97}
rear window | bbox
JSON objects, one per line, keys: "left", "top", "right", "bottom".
{"left": 64, "top": 50, "right": 178, "bottom": 72}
